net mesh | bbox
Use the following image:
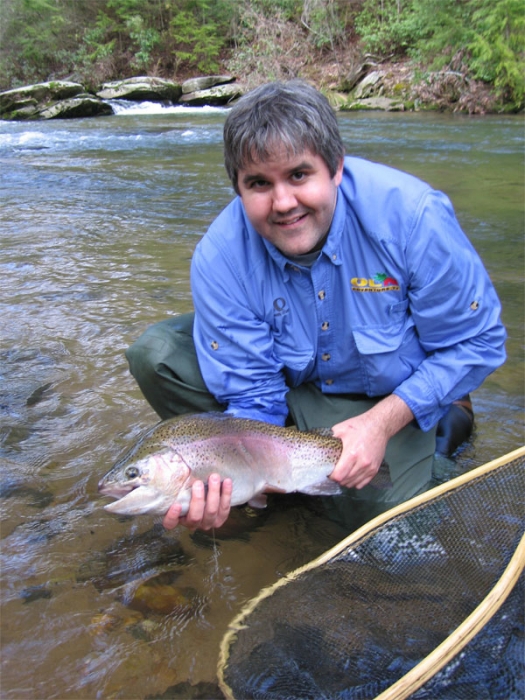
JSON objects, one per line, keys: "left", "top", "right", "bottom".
{"left": 219, "top": 449, "right": 525, "bottom": 700}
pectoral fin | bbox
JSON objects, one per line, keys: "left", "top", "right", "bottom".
{"left": 248, "top": 483, "right": 287, "bottom": 508}
{"left": 247, "top": 493, "right": 268, "bottom": 508}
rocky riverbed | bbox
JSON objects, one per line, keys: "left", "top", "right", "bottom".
{"left": 0, "top": 62, "right": 498, "bottom": 121}
{"left": 0, "top": 75, "right": 243, "bottom": 121}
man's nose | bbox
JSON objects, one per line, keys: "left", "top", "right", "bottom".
{"left": 272, "top": 183, "right": 297, "bottom": 212}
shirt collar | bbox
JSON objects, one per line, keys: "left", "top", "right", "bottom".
{"left": 320, "top": 191, "right": 345, "bottom": 266}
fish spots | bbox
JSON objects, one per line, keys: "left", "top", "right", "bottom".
{"left": 98, "top": 412, "right": 345, "bottom": 516}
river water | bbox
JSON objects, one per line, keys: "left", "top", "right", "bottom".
{"left": 1, "top": 103, "right": 523, "bottom": 699}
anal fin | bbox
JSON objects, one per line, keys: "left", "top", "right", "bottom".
{"left": 300, "top": 480, "right": 343, "bottom": 496}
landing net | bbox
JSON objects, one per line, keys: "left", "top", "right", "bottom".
{"left": 218, "top": 446, "right": 525, "bottom": 700}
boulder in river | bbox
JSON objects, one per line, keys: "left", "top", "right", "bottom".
{"left": 181, "top": 75, "right": 235, "bottom": 94}
{"left": 96, "top": 76, "right": 182, "bottom": 102}
{"left": 179, "top": 82, "right": 244, "bottom": 106}
{"left": 0, "top": 80, "right": 91, "bottom": 120}
{"left": 38, "top": 95, "right": 114, "bottom": 119}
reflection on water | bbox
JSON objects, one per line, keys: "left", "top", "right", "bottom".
{"left": 1, "top": 108, "right": 523, "bottom": 698}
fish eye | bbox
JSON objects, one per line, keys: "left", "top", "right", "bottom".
{"left": 125, "top": 466, "right": 140, "bottom": 480}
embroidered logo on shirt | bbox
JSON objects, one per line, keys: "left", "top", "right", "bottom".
{"left": 273, "top": 297, "right": 289, "bottom": 317}
{"left": 351, "top": 273, "right": 400, "bottom": 292}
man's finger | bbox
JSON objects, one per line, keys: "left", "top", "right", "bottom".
{"left": 200, "top": 474, "right": 222, "bottom": 529}
{"left": 215, "top": 477, "right": 233, "bottom": 527}
{"left": 162, "top": 502, "right": 183, "bottom": 530}
{"left": 184, "top": 480, "right": 206, "bottom": 527}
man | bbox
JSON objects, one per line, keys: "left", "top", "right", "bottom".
{"left": 126, "top": 80, "right": 506, "bottom": 532}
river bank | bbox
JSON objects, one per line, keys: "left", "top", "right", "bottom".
{"left": 0, "top": 55, "right": 508, "bottom": 122}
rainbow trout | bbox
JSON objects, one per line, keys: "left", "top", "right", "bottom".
{"left": 98, "top": 412, "right": 391, "bottom": 516}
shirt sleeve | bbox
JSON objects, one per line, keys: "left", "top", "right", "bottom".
{"left": 190, "top": 232, "right": 289, "bottom": 426}
{"left": 393, "top": 189, "right": 507, "bottom": 431}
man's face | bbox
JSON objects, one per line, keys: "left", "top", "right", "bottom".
{"left": 237, "top": 149, "right": 344, "bottom": 257}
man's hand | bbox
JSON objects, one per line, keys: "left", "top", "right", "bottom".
{"left": 329, "top": 395, "right": 413, "bottom": 489}
{"left": 162, "top": 473, "right": 233, "bottom": 531}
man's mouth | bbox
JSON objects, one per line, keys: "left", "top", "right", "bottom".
{"left": 274, "top": 212, "right": 307, "bottom": 227}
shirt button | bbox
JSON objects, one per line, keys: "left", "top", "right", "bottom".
{"left": 325, "top": 379, "right": 334, "bottom": 385}
{"left": 321, "top": 321, "right": 329, "bottom": 331}
{"left": 322, "top": 353, "right": 331, "bottom": 361}
{"left": 318, "top": 290, "right": 326, "bottom": 300}
{"left": 332, "top": 254, "right": 337, "bottom": 261}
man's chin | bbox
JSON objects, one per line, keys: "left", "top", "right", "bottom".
{"left": 279, "top": 236, "right": 327, "bottom": 258}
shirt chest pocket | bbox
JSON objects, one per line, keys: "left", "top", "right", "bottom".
{"left": 352, "top": 310, "right": 426, "bottom": 396}
{"left": 271, "top": 313, "right": 315, "bottom": 386}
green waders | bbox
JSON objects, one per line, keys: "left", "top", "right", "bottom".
{"left": 126, "top": 312, "right": 438, "bottom": 531}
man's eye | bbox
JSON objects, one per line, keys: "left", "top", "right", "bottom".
{"left": 292, "top": 171, "right": 306, "bottom": 182}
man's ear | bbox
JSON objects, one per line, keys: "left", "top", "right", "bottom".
{"left": 334, "top": 157, "right": 344, "bottom": 186}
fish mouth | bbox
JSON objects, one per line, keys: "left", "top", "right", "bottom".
{"left": 97, "top": 482, "right": 135, "bottom": 499}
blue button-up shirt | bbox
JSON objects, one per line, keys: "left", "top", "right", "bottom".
{"left": 191, "top": 156, "right": 506, "bottom": 431}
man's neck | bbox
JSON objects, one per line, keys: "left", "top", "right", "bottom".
{"left": 285, "top": 249, "right": 320, "bottom": 267}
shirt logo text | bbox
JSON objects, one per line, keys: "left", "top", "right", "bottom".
{"left": 351, "top": 272, "right": 400, "bottom": 292}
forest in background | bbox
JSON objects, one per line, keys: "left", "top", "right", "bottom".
{"left": 1, "top": 0, "right": 523, "bottom": 111}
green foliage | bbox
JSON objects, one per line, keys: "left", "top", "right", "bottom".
{"left": 301, "top": 0, "right": 345, "bottom": 50}
{"left": 354, "top": 0, "right": 525, "bottom": 109}
{"left": 467, "top": 0, "right": 525, "bottom": 106}
{"left": 0, "top": 0, "right": 66, "bottom": 85}
{"left": 170, "top": 8, "right": 225, "bottom": 73}
{"left": 408, "top": 0, "right": 472, "bottom": 64}
{"left": 126, "top": 14, "right": 161, "bottom": 69}
{"left": 244, "top": 0, "right": 300, "bottom": 21}
{"left": 0, "top": 0, "right": 522, "bottom": 109}
{"left": 226, "top": 2, "right": 308, "bottom": 88}
{"left": 354, "top": 0, "right": 426, "bottom": 56}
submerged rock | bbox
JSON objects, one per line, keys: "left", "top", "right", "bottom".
{"left": 76, "top": 524, "right": 189, "bottom": 591}
{"left": 20, "top": 584, "right": 52, "bottom": 603}
{"left": 127, "top": 579, "right": 201, "bottom": 616}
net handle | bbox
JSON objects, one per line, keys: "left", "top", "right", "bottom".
{"left": 373, "top": 530, "right": 525, "bottom": 700}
